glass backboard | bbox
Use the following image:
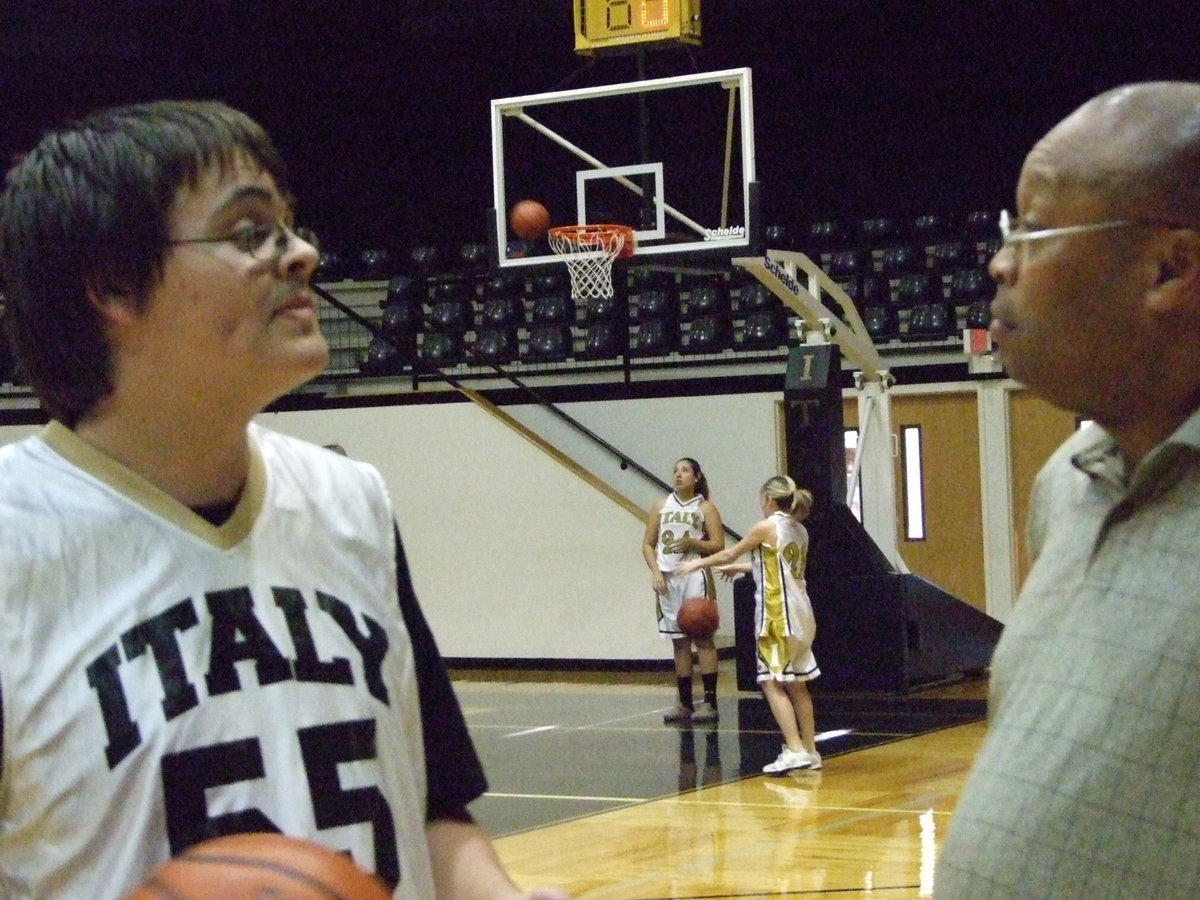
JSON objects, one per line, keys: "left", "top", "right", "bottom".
{"left": 490, "top": 67, "right": 757, "bottom": 268}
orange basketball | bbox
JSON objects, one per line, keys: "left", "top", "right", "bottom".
{"left": 124, "top": 833, "right": 391, "bottom": 900}
{"left": 509, "top": 199, "right": 550, "bottom": 241}
{"left": 678, "top": 596, "right": 719, "bottom": 639}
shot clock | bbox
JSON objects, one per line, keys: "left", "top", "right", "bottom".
{"left": 573, "top": 0, "right": 702, "bottom": 54}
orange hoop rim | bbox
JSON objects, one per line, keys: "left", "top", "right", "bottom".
{"left": 548, "top": 224, "right": 636, "bottom": 259}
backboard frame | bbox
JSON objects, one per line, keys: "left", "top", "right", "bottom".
{"left": 490, "top": 67, "right": 756, "bottom": 269}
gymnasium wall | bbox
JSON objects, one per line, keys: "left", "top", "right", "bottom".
{"left": 0, "top": 390, "right": 783, "bottom": 663}
{"left": 254, "top": 391, "right": 782, "bottom": 662}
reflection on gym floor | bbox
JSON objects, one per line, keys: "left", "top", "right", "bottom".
{"left": 455, "top": 670, "right": 985, "bottom": 837}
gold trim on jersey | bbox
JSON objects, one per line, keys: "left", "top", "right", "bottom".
{"left": 40, "top": 421, "right": 265, "bottom": 549}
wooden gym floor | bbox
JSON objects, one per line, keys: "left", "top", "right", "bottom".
{"left": 451, "top": 663, "right": 987, "bottom": 899}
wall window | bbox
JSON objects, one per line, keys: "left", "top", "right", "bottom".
{"left": 901, "top": 425, "right": 926, "bottom": 541}
{"left": 844, "top": 428, "right": 862, "bottom": 521}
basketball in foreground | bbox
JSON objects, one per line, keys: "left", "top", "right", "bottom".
{"left": 509, "top": 199, "right": 551, "bottom": 241}
{"left": 124, "top": 833, "right": 391, "bottom": 900}
{"left": 678, "top": 596, "right": 719, "bottom": 639}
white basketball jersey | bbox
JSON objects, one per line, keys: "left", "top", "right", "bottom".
{"left": 0, "top": 423, "right": 434, "bottom": 899}
{"left": 654, "top": 492, "right": 707, "bottom": 570}
{"left": 752, "top": 511, "right": 816, "bottom": 643}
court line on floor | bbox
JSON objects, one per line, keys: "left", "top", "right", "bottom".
{"left": 484, "top": 791, "right": 646, "bottom": 803}
{"left": 503, "top": 725, "right": 559, "bottom": 738}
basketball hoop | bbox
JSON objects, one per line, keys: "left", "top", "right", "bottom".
{"left": 547, "top": 224, "right": 634, "bottom": 301}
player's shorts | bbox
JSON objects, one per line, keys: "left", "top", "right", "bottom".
{"left": 757, "top": 626, "right": 820, "bottom": 683}
{"left": 656, "top": 568, "right": 713, "bottom": 638}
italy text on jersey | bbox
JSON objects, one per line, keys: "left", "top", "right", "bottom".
{"left": 85, "top": 585, "right": 403, "bottom": 890}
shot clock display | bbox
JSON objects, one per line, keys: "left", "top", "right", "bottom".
{"left": 574, "top": 0, "right": 701, "bottom": 54}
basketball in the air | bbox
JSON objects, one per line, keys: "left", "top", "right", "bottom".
{"left": 678, "top": 596, "right": 719, "bottom": 639}
{"left": 509, "top": 199, "right": 550, "bottom": 241}
{"left": 123, "top": 832, "right": 391, "bottom": 900}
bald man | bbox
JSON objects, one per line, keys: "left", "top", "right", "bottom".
{"left": 935, "top": 82, "right": 1200, "bottom": 898}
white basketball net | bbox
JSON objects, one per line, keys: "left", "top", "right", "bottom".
{"left": 548, "top": 226, "right": 627, "bottom": 301}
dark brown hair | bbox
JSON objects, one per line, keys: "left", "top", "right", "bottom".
{"left": 0, "top": 100, "right": 290, "bottom": 426}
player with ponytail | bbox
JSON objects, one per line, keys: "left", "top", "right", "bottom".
{"left": 642, "top": 457, "right": 725, "bottom": 724}
{"left": 675, "top": 474, "right": 821, "bottom": 773}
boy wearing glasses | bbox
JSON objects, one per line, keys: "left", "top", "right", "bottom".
{"left": 0, "top": 101, "right": 567, "bottom": 900}
{"left": 936, "top": 82, "right": 1200, "bottom": 898}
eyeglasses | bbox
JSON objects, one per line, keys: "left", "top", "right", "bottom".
{"left": 996, "top": 209, "right": 1193, "bottom": 247}
{"left": 169, "top": 220, "right": 318, "bottom": 262}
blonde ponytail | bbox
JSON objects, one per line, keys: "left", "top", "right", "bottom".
{"left": 761, "top": 475, "right": 814, "bottom": 521}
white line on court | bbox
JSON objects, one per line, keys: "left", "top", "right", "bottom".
{"left": 503, "top": 725, "right": 559, "bottom": 739}
{"left": 484, "top": 791, "right": 645, "bottom": 803}
{"left": 816, "top": 728, "right": 853, "bottom": 741}
{"left": 577, "top": 708, "right": 668, "bottom": 728}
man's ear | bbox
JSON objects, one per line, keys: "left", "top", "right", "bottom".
{"left": 1146, "top": 229, "right": 1200, "bottom": 315}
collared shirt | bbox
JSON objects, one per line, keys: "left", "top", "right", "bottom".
{"left": 935, "top": 406, "right": 1200, "bottom": 898}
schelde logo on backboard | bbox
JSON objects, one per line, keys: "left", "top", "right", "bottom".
{"left": 703, "top": 226, "right": 746, "bottom": 240}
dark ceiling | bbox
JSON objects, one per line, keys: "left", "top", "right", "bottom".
{"left": 3, "top": 1, "right": 1198, "bottom": 258}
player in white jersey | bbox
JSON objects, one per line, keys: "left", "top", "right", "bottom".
{"left": 675, "top": 476, "right": 821, "bottom": 774}
{"left": 0, "top": 101, "right": 567, "bottom": 900}
{"left": 642, "top": 458, "right": 724, "bottom": 724}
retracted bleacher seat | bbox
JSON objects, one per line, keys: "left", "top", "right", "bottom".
{"left": 895, "top": 272, "right": 941, "bottom": 307}
{"left": 949, "top": 267, "right": 991, "bottom": 303}
{"left": 457, "top": 241, "right": 489, "bottom": 274}
{"left": 636, "top": 287, "right": 679, "bottom": 322}
{"left": 906, "top": 303, "right": 956, "bottom": 340}
{"left": 409, "top": 245, "right": 440, "bottom": 278}
{"left": 880, "top": 244, "right": 924, "bottom": 277}
{"left": 578, "top": 292, "right": 627, "bottom": 360}
{"left": 863, "top": 305, "right": 899, "bottom": 341}
{"left": 805, "top": 219, "right": 847, "bottom": 252}
{"left": 632, "top": 317, "right": 678, "bottom": 356}
{"left": 764, "top": 223, "right": 791, "bottom": 249}
{"left": 360, "top": 336, "right": 406, "bottom": 376}
{"left": 585, "top": 293, "right": 623, "bottom": 323}
{"left": 911, "top": 213, "right": 953, "bottom": 244}
{"left": 357, "top": 248, "right": 392, "bottom": 281}
{"left": 964, "top": 300, "right": 992, "bottom": 330}
{"left": 380, "top": 299, "right": 421, "bottom": 339}
{"left": 481, "top": 295, "right": 524, "bottom": 328}
{"left": 686, "top": 283, "right": 729, "bottom": 319}
{"left": 738, "top": 281, "right": 775, "bottom": 313}
{"left": 929, "top": 241, "right": 971, "bottom": 272}
{"left": 472, "top": 327, "right": 519, "bottom": 364}
{"left": 963, "top": 209, "right": 997, "bottom": 238}
{"left": 483, "top": 271, "right": 524, "bottom": 299}
{"left": 530, "top": 270, "right": 568, "bottom": 297}
{"left": 525, "top": 323, "right": 573, "bottom": 362}
{"left": 385, "top": 275, "right": 419, "bottom": 305}
{"left": 826, "top": 249, "right": 867, "bottom": 279}
{"left": 315, "top": 248, "right": 348, "bottom": 283}
{"left": 378, "top": 301, "right": 420, "bottom": 361}
{"left": 684, "top": 315, "right": 732, "bottom": 354}
{"left": 858, "top": 274, "right": 890, "bottom": 307}
{"left": 418, "top": 331, "right": 463, "bottom": 366}
{"left": 531, "top": 292, "right": 575, "bottom": 325}
{"left": 427, "top": 297, "right": 471, "bottom": 332}
{"left": 859, "top": 216, "right": 899, "bottom": 247}
{"left": 739, "top": 311, "right": 787, "bottom": 350}
{"left": 684, "top": 282, "right": 731, "bottom": 354}
{"left": 580, "top": 320, "right": 626, "bottom": 359}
